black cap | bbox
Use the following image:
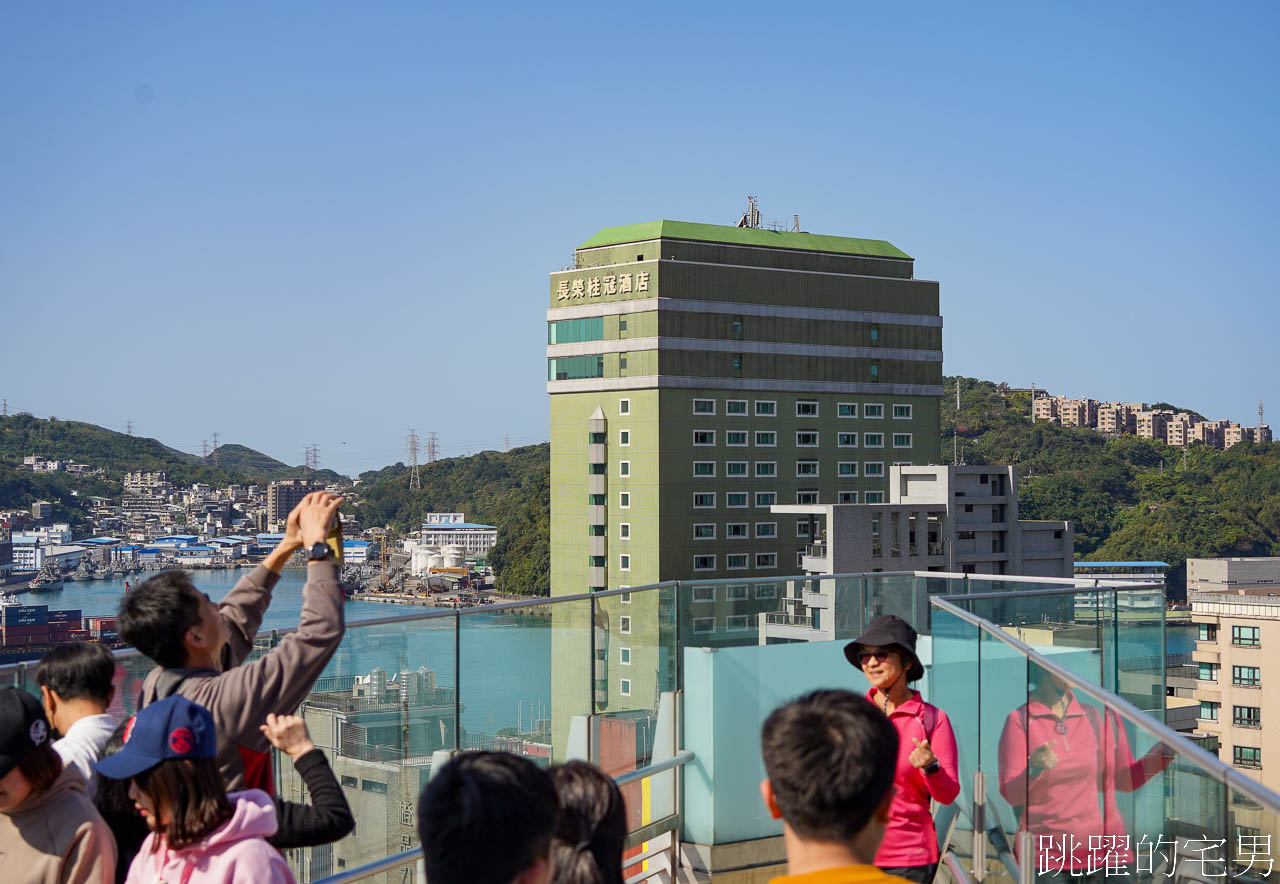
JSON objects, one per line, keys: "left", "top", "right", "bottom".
{"left": 0, "top": 687, "right": 51, "bottom": 779}
{"left": 844, "top": 614, "right": 924, "bottom": 682}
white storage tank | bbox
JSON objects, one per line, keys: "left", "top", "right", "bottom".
{"left": 443, "top": 545, "right": 466, "bottom": 568}
{"left": 427, "top": 551, "right": 445, "bottom": 570}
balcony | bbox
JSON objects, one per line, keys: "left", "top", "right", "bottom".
{"left": 5, "top": 571, "right": 1278, "bottom": 883}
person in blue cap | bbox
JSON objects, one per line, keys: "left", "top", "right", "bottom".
{"left": 95, "top": 695, "right": 294, "bottom": 884}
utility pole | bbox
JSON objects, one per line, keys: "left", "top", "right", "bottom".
{"left": 211, "top": 433, "right": 220, "bottom": 468}
{"left": 426, "top": 432, "right": 439, "bottom": 463}
{"left": 407, "top": 430, "right": 421, "bottom": 491}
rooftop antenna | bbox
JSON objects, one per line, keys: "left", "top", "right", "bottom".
{"left": 737, "top": 195, "right": 761, "bottom": 228}
{"left": 1259, "top": 400, "right": 1265, "bottom": 436}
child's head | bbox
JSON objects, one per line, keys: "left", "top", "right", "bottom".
{"left": 549, "top": 760, "right": 627, "bottom": 884}
{"left": 96, "top": 695, "right": 231, "bottom": 849}
{"left": 419, "top": 751, "right": 560, "bottom": 884}
{"left": 0, "top": 687, "right": 61, "bottom": 811}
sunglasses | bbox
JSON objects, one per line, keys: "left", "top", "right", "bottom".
{"left": 857, "top": 650, "right": 893, "bottom": 665}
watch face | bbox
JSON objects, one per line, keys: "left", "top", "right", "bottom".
{"left": 310, "top": 542, "right": 329, "bottom": 559}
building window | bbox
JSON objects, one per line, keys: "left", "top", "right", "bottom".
{"left": 721, "top": 523, "right": 745, "bottom": 539}
{"left": 619, "top": 353, "right": 628, "bottom": 371}
{"left": 733, "top": 354, "right": 743, "bottom": 377}
{"left": 1234, "top": 706, "right": 1262, "bottom": 728}
{"left": 726, "top": 492, "right": 748, "bottom": 508}
{"left": 796, "top": 490, "right": 819, "bottom": 504}
{"left": 1234, "top": 746, "right": 1262, "bottom": 769}
{"left": 726, "top": 461, "right": 748, "bottom": 476}
{"left": 548, "top": 355, "right": 605, "bottom": 380}
{"left": 619, "top": 492, "right": 630, "bottom": 508}
{"left": 1199, "top": 662, "right": 1220, "bottom": 681}
{"left": 838, "top": 461, "right": 858, "bottom": 476}
{"left": 865, "top": 433, "right": 884, "bottom": 448}
{"left": 869, "top": 325, "right": 879, "bottom": 345}
{"left": 693, "top": 493, "right": 715, "bottom": 509}
{"left": 838, "top": 432, "right": 858, "bottom": 448}
{"left": 547, "top": 316, "right": 605, "bottom": 344}
{"left": 893, "top": 433, "right": 912, "bottom": 448}
{"left": 726, "top": 431, "right": 748, "bottom": 446}
{"left": 618, "top": 318, "right": 627, "bottom": 333}
{"left": 620, "top": 647, "right": 631, "bottom": 665}
{"left": 865, "top": 491, "right": 885, "bottom": 503}
{"left": 870, "top": 363, "right": 879, "bottom": 380}
{"left": 726, "top": 615, "right": 749, "bottom": 631}
{"left": 796, "top": 520, "right": 811, "bottom": 537}
{"left": 619, "top": 554, "right": 630, "bottom": 571}
{"left": 619, "top": 523, "right": 630, "bottom": 539}
{"left": 838, "top": 491, "right": 858, "bottom": 504}
{"left": 796, "top": 431, "right": 819, "bottom": 447}
{"left": 755, "top": 461, "right": 776, "bottom": 477}
{"left": 1234, "top": 666, "right": 1261, "bottom": 687}
{"left": 693, "top": 399, "right": 716, "bottom": 415}
{"left": 755, "top": 492, "right": 777, "bottom": 507}
{"left": 620, "top": 679, "right": 632, "bottom": 697}
{"left": 341, "top": 775, "right": 357, "bottom": 787}
{"left": 1199, "top": 701, "right": 1220, "bottom": 721}
{"left": 755, "top": 400, "right": 776, "bottom": 417}
{"left": 893, "top": 404, "right": 912, "bottom": 419}
{"left": 692, "top": 618, "right": 715, "bottom": 634}
{"left": 620, "top": 589, "right": 631, "bottom": 604}
{"left": 362, "top": 779, "right": 388, "bottom": 794}
{"left": 755, "top": 431, "right": 777, "bottom": 447}
{"left": 1198, "top": 623, "right": 1218, "bottom": 642}
{"left": 755, "top": 552, "right": 777, "bottom": 569}
{"left": 693, "top": 586, "right": 715, "bottom": 602}
{"left": 693, "top": 523, "right": 716, "bottom": 540}
{"left": 796, "top": 401, "right": 818, "bottom": 417}
{"left": 619, "top": 461, "right": 630, "bottom": 476}
{"left": 755, "top": 522, "right": 777, "bottom": 538}
{"left": 726, "top": 554, "right": 748, "bottom": 570}
{"left": 693, "top": 430, "right": 715, "bottom": 446}
{"left": 619, "top": 430, "right": 630, "bottom": 446}
{"left": 619, "top": 399, "right": 630, "bottom": 414}
{"left": 864, "top": 462, "right": 884, "bottom": 477}
{"left": 1233, "top": 626, "right": 1261, "bottom": 647}
{"left": 727, "top": 399, "right": 748, "bottom": 415}
{"left": 838, "top": 402, "right": 858, "bottom": 418}
{"left": 756, "top": 583, "right": 778, "bottom": 599}
{"left": 793, "top": 460, "right": 816, "bottom": 477}
{"left": 694, "top": 555, "right": 716, "bottom": 571}
{"left": 693, "top": 461, "right": 716, "bottom": 477}
{"left": 864, "top": 404, "right": 884, "bottom": 419}
{"left": 732, "top": 316, "right": 744, "bottom": 339}
{"left": 619, "top": 616, "right": 631, "bottom": 634}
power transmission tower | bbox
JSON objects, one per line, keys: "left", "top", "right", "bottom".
{"left": 126, "top": 421, "right": 133, "bottom": 436}
{"left": 407, "top": 430, "right": 421, "bottom": 491}
{"left": 504, "top": 433, "right": 510, "bottom": 452}
{"left": 304, "top": 445, "right": 320, "bottom": 472}
{"left": 201, "top": 440, "right": 209, "bottom": 465}
{"left": 426, "top": 432, "right": 439, "bottom": 463}
{"left": 211, "top": 433, "right": 220, "bottom": 468}
{"left": 2, "top": 399, "right": 7, "bottom": 417}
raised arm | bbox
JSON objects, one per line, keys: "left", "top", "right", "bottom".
{"left": 261, "top": 713, "right": 355, "bottom": 848}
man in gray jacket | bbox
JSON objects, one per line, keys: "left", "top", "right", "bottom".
{"left": 118, "top": 491, "right": 344, "bottom": 792}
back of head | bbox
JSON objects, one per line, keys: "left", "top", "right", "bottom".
{"left": 117, "top": 571, "right": 201, "bottom": 668}
{"left": 36, "top": 641, "right": 116, "bottom": 706}
{"left": 760, "top": 689, "right": 898, "bottom": 844}
{"left": 418, "top": 751, "right": 560, "bottom": 884}
{"left": 96, "top": 720, "right": 152, "bottom": 881}
{"left": 549, "top": 761, "right": 626, "bottom": 884}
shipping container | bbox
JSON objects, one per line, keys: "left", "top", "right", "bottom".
{"left": 97, "top": 629, "right": 119, "bottom": 641}
{"left": 67, "top": 630, "right": 91, "bottom": 641}
{"left": 2, "top": 605, "right": 49, "bottom": 625}
{"left": 3, "top": 624, "right": 50, "bottom": 636}
{"left": 48, "top": 609, "right": 82, "bottom": 624}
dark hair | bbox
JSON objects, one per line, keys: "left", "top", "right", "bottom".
{"left": 550, "top": 761, "right": 626, "bottom": 884}
{"left": 35, "top": 641, "right": 116, "bottom": 706}
{"left": 418, "top": 751, "right": 559, "bottom": 884}
{"left": 760, "top": 689, "right": 898, "bottom": 843}
{"left": 97, "top": 720, "right": 151, "bottom": 884}
{"left": 117, "top": 571, "right": 203, "bottom": 668}
{"left": 134, "top": 756, "right": 233, "bottom": 851}
{"left": 16, "top": 741, "right": 63, "bottom": 794}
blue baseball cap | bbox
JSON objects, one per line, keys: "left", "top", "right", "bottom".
{"left": 95, "top": 695, "right": 217, "bottom": 780}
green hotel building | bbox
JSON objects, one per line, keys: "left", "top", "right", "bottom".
{"left": 546, "top": 219, "right": 943, "bottom": 749}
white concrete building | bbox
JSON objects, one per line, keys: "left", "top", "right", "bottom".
{"left": 419, "top": 513, "right": 497, "bottom": 557}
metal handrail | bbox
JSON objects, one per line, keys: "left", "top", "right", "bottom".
{"left": 310, "top": 751, "right": 695, "bottom": 884}
{"left": 943, "top": 850, "right": 975, "bottom": 884}
{"left": 930, "top": 595, "right": 1280, "bottom": 815}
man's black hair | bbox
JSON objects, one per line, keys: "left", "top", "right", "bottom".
{"left": 418, "top": 751, "right": 560, "bottom": 884}
{"left": 760, "top": 688, "right": 899, "bottom": 843}
{"left": 116, "top": 571, "right": 203, "bottom": 669}
{"left": 35, "top": 641, "right": 115, "bottom": 706}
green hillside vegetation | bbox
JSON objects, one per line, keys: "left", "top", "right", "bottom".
{"left": 356, "top": 444, "right": 550, "bottom": 596}
{"left": 945, "top": 377, "right": 1280, "bottom": 595}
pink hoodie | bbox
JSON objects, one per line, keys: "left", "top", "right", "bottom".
{"left": 124, "top": 790, "right": 295, "bottom": 884}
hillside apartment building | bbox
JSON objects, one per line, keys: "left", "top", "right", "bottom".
{"left": 1033, "top": 394, "right": 1271, "bottom": 449}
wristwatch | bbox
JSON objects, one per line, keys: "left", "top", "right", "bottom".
{"left": 308, "top": 541, "right": 333, "bottom": 562}
{"left": 923, "top": 760, "right": 942, "bottom": 777}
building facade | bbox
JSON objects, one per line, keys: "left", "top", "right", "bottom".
{"left": 546, "top": 219, "right": 943, "bottom": 748}
{"left": 267, "top": 478, "right": 317, "bottom": 531}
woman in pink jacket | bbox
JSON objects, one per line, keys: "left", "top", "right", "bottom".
{"left": 95, "top": 695, "right": 294, "bottom": 884}
{"left": 847, "top": 615, "right": 960, "bottom": 883}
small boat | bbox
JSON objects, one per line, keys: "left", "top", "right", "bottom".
{"left": 28, "top": 567, "right": 64, "bottom": 593}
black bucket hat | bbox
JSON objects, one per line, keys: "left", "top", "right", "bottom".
{"left": 844, "top": 614, "right": 924, "bottom": 682}
{"left": 0, "top": 687, "right": 51, "bottom": 779}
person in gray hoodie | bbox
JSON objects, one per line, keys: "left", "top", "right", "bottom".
{"left": 117, "top": 491, "right": 344, "bottom": 793}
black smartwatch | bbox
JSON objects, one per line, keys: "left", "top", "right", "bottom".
{"left": 923, "top": 760, "right": 942, "bottom": 777}
{"left": 308, "top": 541, "right": 332, "bottom": 562}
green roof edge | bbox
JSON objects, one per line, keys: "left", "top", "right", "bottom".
{"left": 577, "top": 219, "right": 912, "bottom": 260}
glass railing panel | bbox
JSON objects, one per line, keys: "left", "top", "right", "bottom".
{"left": 1229, "top": 780, "right": 1279, "bottom": 880}
{"left": 928, "top": 601, "right": 983, "bottom": 870}
{"left": 863, "top": 573, "right": 927, "bottom": 635}
{"left": 679, "top": 577, "right": 792, "bottom": 649}
{"left": 1113, "top": 585, "right": 1167, "bottom": 720}
{"left": 280, "top": 614, "right": 458, "bottom": 882}
{"left": 976, "top": 621, "right": 1024, "bottom": 883}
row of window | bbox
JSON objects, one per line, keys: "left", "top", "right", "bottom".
{"left": 618, "top": 613, "right": 759, "bottom": 636}
{"left": 600, "top": 489, "right": 886, "bottom": 510}
{"left": 693, "top": 553, "right": 777, "bottom": 571}
{"left": 1198, "top": 701, "right": 1261, "bottom": 727}
{"left": 693, "top": 430, "right": 911, "bottom": 448}
{"left": 1197, "top": 663, "right": 1261, "bottom": 686}
{"left": 1197, "top": 623, "right": 1261, "bottom": 646}
{"left": 692, "top": 399, "right": 912, "bottom": 419}
{"left": 694, "top": 522, "right": 778, "bottom": 540}
{"left": 692, "top": 460, "right": 891, "bottom": 478}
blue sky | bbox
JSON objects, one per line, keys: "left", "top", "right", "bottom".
{"left": 2, "top": 2, "right": 1276, "bottom": 476}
